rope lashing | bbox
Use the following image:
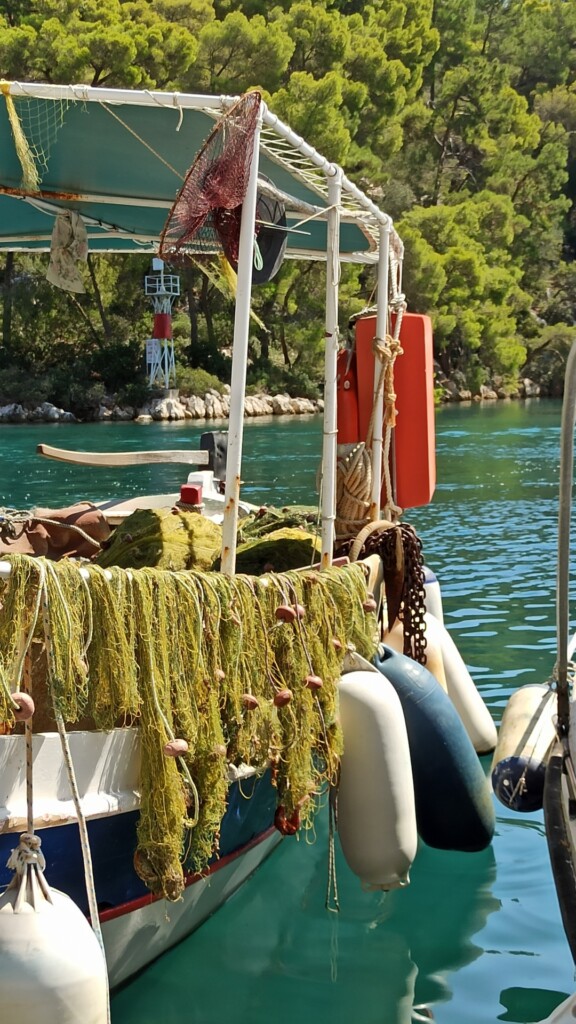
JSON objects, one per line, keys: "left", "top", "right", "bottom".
{"left": 371, "top": 333, "right": 403, "bottom": 522}
{"left": 6, "top": 833, "right": 53, "bottom": 908}
{"left": 371, "top": 333, "right": 403, "bottom": 434}
{"left": 335, "top": 333, "right": 403, "bottom": 540}
{"left": 7, "top": 831, "right": 46, "bottom": 875}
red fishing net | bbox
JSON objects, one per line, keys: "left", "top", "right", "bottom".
{"left": 159, "top": 91, "right": 262, "bottom": 265}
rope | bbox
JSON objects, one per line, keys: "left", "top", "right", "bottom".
{"left": 7, "top": 831, "right": 46, "bottom": 874}
{"left": 326, "top": 784, "right": 340, "bottom": 913}
{"left": 349, "top": 518, "right": 395, "bottom": 562}
{"left": 6, "top": 831, "right": 53, "bottom": 905}
{"left": 335, "top": 443, "right": 372, "bottom": 540}
{"left": 506, "top": 685, "right": 561, "bottom": 807}
{"left": 23, "top": 650, "right": 34, "bottom": 834}
{"left": 335, "top": 333, "right": 403, "bottom": 540}
{"left": 0, "top": 82, "right": 40, "bottom": 191}
{"left": 41, "top": 563, "right": 111, "bottom": 1024}
{"left": 33, "top": 516, "right": 102, "bottom": 549}
{"left": 100, "top": 102, "right": 183, "bottom": 180}
{"left": 0, "top": 507, "right": 103, "bottom": 550}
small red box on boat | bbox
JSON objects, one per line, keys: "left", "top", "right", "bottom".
{"left": 180, "top": 484, "right": 203, "bottom": 505}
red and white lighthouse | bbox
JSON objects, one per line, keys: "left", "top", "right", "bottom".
{"left": 145, "top": 257, "right": 179, "bottom": 389}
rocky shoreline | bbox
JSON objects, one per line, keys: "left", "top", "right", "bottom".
{"left": 436, "top": 371, "right": 542, "bottom": 402}
{"left": 0, "top": 375, "right": 544, "bottom": 425}
{"left": 0, "top": 387, "right": 323, "bottom": 424}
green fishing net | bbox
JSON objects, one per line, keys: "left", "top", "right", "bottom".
{"left": 0, "top": 551, "right": 376, "bottom": 901}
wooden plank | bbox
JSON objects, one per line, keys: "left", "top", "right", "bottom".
{"left": 37, "top": 444, "right": 210, "bottom": 468}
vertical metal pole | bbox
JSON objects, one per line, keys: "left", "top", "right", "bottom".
{"left": 556, "top": 341, "right": 576, "bottom": 731}
{"left": 220, "top": 111, "right": 262, "bottom": 575}
{"left": 320, "top": 169, "right": 342, "bottom": 567}
{"left": 369, "top": 220, "right": 390, "bottom": 518}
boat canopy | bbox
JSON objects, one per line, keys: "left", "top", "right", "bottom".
{"left": 0, "top": 81, "right": 404, "bottom": 572}
{"left": 0, "top": 81, "right": 394, "bottom": 263}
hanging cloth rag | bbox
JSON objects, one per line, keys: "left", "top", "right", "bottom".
{"left": 46, "top": 210, "right": 88, "bottom": 292}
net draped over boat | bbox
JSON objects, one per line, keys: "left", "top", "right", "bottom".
{"left": 0, "top": 555, "right": 376, "bottom": 901}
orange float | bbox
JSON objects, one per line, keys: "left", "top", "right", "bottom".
{"left": 336, "top": 313, "right": 436, "bottom": 510}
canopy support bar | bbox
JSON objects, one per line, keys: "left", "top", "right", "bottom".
{"left": 557, "top": 341, "right": 576, "bottom": 730}
{"left": 369, "top": 221, "right": 391, "bottom": 517}
{"left": 220, "top": 109, "right": 263, "bottom": 576}
{"left": 320, "top": 168, "right": 342, "bottom": 567}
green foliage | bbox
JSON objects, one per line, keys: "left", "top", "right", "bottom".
{"left": 523, "top": 323, "right": 576, "bottom": 395}
{"left": 0, "top": 0, "right": 576, "bottom": 393}
{"left": 176, "top": 365, "right": 226, "bottom": 397}
{"left": 400, "top": 192, "right": 528, "bottom": 383}
{"left": 246, "top": 362, "right": 321, "bottom": 399}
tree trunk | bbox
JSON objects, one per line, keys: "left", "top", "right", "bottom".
{"left": 87, "top": 254, "right": 111, "bottom": 340}
{"left": 1, "top": 251, "right": 14, "bottom": 364}
{"left": 183, "top": 265, "right": 199, "bottom": 353}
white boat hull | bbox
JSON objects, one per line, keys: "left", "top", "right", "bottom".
{"left": 101, "top": 828, "right": 282, "bottom": 987}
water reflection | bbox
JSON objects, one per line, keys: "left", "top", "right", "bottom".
{"left": 383, "top": 842, "right": 500, "bottom": 1009}
{"left": 498, "top": 986, "right": 570, "bottom": 1022}
{"left": 111, "top": 809, "right": 501, "bottom": 1024}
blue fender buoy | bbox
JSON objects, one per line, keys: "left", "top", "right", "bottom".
{"left": 373, "top": 645, "right": 495, "bottom": 852}
{"left": 491, "top": 684, "right": 557, "bottom": 812}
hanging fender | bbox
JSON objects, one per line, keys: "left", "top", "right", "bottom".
{"left": 337, "top": 669, "right": 418, "bottom": 889}
{"left": 491, "top": 684, "right": 557, "bottom": 812}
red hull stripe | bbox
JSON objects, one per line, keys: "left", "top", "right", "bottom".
{"left": 99, "top": 826, "right": 277, "bottom": 924}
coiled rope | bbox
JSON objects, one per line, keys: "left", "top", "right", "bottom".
{"left": 335, "top": 332, "right": 403, "bottom": 540}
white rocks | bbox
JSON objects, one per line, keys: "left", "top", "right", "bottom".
{"left": 0, "top": 403, "right": 27, "bottom": 422}
{"left": 149, "top": 397, "right": 188, "bottom": 421}
{"left": 522, "top": 378, "right": 541, "bottom": 398}
{"left": 271, "top": 394, "right": 294, "bottom": 415}
{"left": 131, "top": 390, "right": 322, "bottom": 421}
{"left": 0, "top": 401, "right": 76, "bottom": 423}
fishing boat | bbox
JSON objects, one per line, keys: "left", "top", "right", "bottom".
{"left": 0, "top": 81, "right": 496, "bottom": 1021}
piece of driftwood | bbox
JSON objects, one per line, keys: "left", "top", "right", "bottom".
{"left": 37, "top": 444, "right": 210, "bottom": 467}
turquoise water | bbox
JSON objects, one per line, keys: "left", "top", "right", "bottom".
{"left": 1, "top": 401, "right": 575, "bottom": 1023}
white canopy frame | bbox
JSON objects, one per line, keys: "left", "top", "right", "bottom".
{"left": 0, "top": 82, "right": 401, "bottom": 573}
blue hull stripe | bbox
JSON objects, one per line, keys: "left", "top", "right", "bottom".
{"left": 0, "top": 770, "right": 277, "bottom": 913}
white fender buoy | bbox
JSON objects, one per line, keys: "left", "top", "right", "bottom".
{"left": 0, "top": 833, "right": 108, "bottom": 1024}
{"left": 423, "top": 565, "right": 444, "bottom": 624}
{"left": 491, "top": 684, "right": 557, "bottom": 812}
{"left": 534, "top": 992, "right": 576, "bottom": 1023}
{"left": 384, "top": 615, "right": 448, "bottom": 692}
{"left": 337, "top": 670, "right": 418, "bottom": 890}
{"left": 425, "top": 612, "right": 497, "bottom": 755}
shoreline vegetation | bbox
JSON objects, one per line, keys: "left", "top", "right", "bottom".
{"left": 0, "top": 4, "right": 575, "bottom": 419}
{"left": 0, "top": 373, "right": 545, "bottom": 425}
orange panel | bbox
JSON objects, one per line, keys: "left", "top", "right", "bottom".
{"left": 353, "top": 313, "right": 436, "bottom": 509}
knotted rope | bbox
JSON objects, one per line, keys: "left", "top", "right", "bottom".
{"left": 335, "top": 332, "right": 403, "bottom": 540}
{"left": 7, "top": 831, "right": 46, "bottom": 875}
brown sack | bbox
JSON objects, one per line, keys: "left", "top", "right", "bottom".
{"left": 0, "top": 502, "right": 111, "bottom": 559}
